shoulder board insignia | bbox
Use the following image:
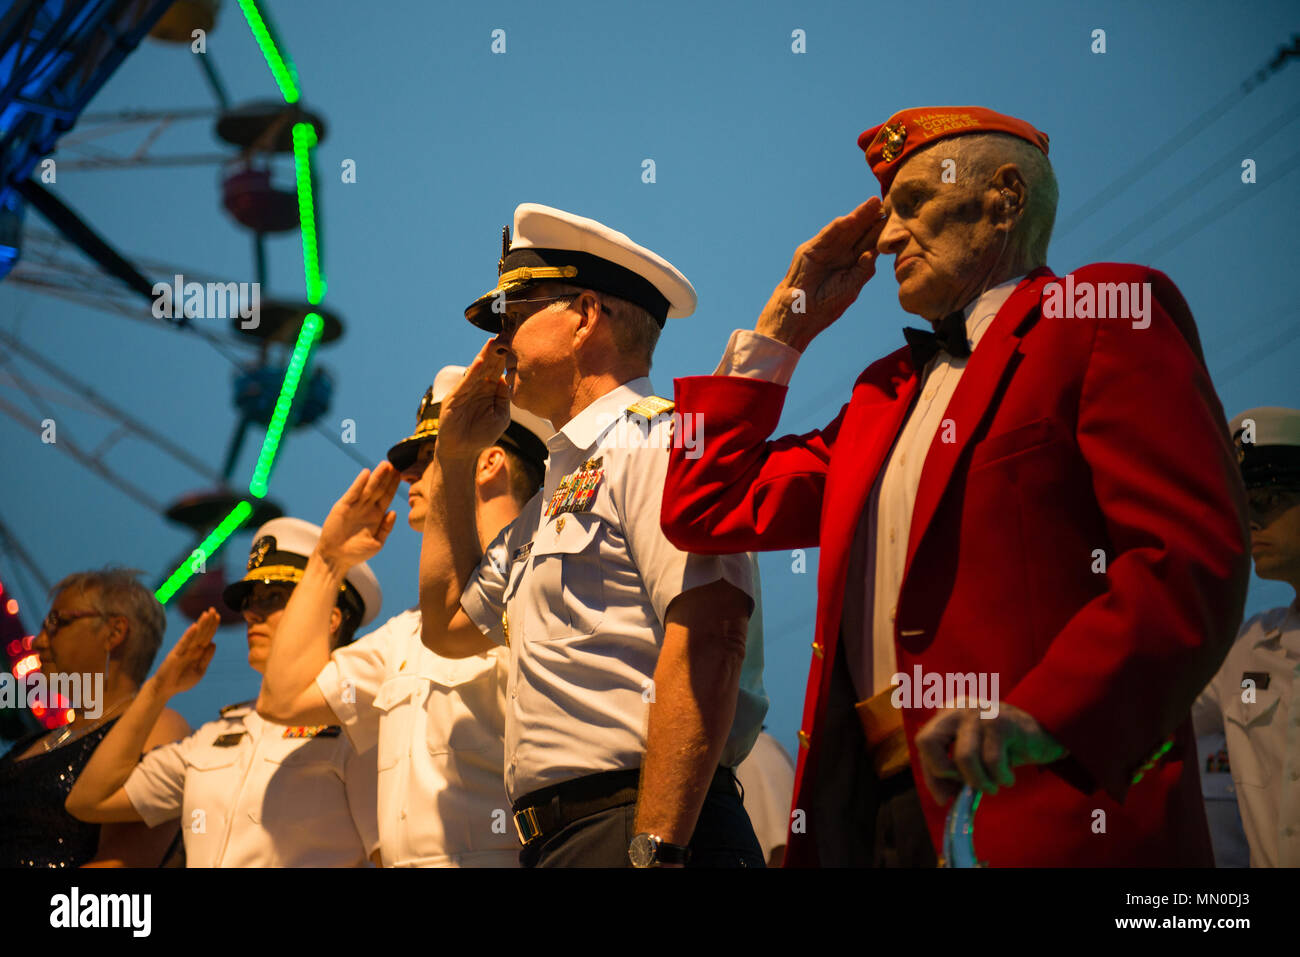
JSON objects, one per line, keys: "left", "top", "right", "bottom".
{"left": 282, "top": 725, "right": 342, "bottom": 739}
{"left": 213, "top": 732, "right": 246, "bottom": 748}
{"left": 625, "top": 396, "right": 674, "bottom": 419}
{"left": 219, "top": 699, "right": 255, "bottom": 717}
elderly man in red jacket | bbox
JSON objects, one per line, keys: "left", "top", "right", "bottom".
{"left": 660, "top": 106, "right": 1250, "bottom": 866}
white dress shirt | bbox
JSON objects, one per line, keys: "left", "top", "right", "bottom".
{"left": 461, "top": 376, "right": 769, "bottom": 802}
{"left": 1193, "top": 601, "right": 1300, "bottom": 867}
{"left": 316, "top": 607, "right": 518, "bottom": 867}
{"left": 717, "top": 277, "right": 1024, "bottom": 699}
{"left": 124, "top": 702, "right": 378, "bottom": 867}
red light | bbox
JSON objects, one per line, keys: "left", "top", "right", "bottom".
{"left": 5, "top": 640, "right": 18, "bottom": 657}
{"left": 12, "top": 653, "right": 40, "bottom": 679}
{"left": 22, "top": 635, "right": 32, "bottom": 650}
{"left": 4, "top": 599, "right": 16, "bottom": 615}
{"left": 31, "top": 703, "right": 45, "bottom": 717}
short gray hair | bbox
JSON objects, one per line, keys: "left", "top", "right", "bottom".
{"left": 50, "top": 567, "right": 166, "bottom": 685}
{"left": 550, "top": 284, "right": 662, "bottom": 367}
{"left": 939, "top": 132, "right": 1058, "bottom": 266}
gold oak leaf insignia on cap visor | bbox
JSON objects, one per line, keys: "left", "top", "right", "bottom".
{"left": 249, "top": 536, "right": 274, "bottom": 571}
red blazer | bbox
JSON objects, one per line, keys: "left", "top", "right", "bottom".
{"left": 662, "top": 265, "right": 1250, "bottom": 866}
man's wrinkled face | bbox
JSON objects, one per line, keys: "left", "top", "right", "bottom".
{"left": 1247, "top": 486, "right": 1300, "bottom": 582}
{"left": 402, "top": 442, "right": 437, "bottom": 530}
{"left": 876, "top": 151, "right": 1004, "bottom": 321}
{"left": 492, "top": 285, "right": 577, "bottom": 415}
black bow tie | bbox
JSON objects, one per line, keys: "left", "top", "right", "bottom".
{"left": 902, "top": 310, "right": 972, "bottom": 369}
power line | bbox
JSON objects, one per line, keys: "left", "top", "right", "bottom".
{"left": 1090, "top": 101, "right": 1300, "bottom": 260}
{"left": 1057, "top": 34, "right": 1299, "bottom": 239}
{"left": 1135, "top": 144, "right": 1300, "bottom": 263}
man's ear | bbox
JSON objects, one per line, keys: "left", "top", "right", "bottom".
{"left": 329, "top": 605, "right": 342, "bottom": 639}
{"left": 476, "top": 446, "right": 509, "bottom": 489}
{"left": 570, "top": 290, "right": 604, "bottom": 350}
{"left": 989, "top": 163, "right": 1026, "bottom": 226}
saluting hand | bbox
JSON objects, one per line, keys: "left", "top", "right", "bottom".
{"left": 755, "top": 197, "right": 885, "bottom": 352}
{"left": 914, "top": 701, "right": 1067, "bottom": 805}
{"left": 318, "top": 463, "right": 400, "bottom": 569}
{"left": 151, "top": 608, "right": 221, "bottom": 700}
{"left": 435, "top": 339, "right": 511, "bottom": 460}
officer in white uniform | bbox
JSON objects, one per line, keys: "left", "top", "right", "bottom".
{"left": 734, "top": 728, "right": 797, "bottom": 867}
{"left": 1194, "top": 406, "right": 1300, "bottom": 867}
{"left": 421, "top": 204, "right": 769, "bottom": 868}
{"left": 257, "top": 369, "right": 550, "bottom": 866}
{"left": 66, "top": 518, "right": 382, "bottom": 867}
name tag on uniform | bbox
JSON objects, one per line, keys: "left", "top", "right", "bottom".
{"left": 512, "top": 541, "right": 534, "bottom": 563}
{"left": 282, "top": 725, "right": 342, "bottom": 739}
{"left": 546, "top": 457, "right": 604, "bottom": 518}
{"left": 213, "top": 732, "right": 245, "bottom": 747}
{"left": 1241, "top": 671, "right": 1270, "bottom": 690}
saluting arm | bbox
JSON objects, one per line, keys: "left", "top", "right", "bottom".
{"left": 259, "top": 465, "right": 399, "bottom": 725}
{"left": 67, "top": 610, "right": 218, "bottom": 822}
{"left": 420, "top": 341, "right": 510, "bottom": 658}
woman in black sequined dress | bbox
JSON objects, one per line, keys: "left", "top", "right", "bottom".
{"left": 0, "top": 568, "right": 188, "bottom": 867}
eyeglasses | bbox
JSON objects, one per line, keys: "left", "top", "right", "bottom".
{"left": 498, "top": 293, "right": 610, "bottom": 334}
{"left": 42, "top": 608, "right": 108, "bottom": 636}
{"left": 239, "top": 586, "right": 294, "bottom": 617}
{"left": 1247, "top": 487, "right": 1300, "bottom": 526}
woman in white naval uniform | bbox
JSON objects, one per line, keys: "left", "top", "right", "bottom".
{"left": 67, "top": 518, "right": 383, "bottom": 867}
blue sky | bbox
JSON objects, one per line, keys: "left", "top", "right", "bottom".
{"left": 2, "top": 0, "right": 1297, "bottom": 758}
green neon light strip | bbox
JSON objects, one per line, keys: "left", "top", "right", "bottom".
{"left": 236, "top": 0, "right": 299, "bottom": 103}
{"left": 292, "top": 123, "right": 324, "bottom": 303}
{"left": 248, "top": 312, "right": 324, "bottom": 497}
{"left": 155, "top": 502, "right": 254, "bottom": 603}
{"left": 159, "top": 3, "right": 323, "bottom": 603}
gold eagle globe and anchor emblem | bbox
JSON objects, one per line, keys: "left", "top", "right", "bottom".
{"left": 878, "top": 121, "right": 908, "bottom": 162}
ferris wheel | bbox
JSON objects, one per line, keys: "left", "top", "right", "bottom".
{"left": 0, "top": 0, "right": 357, "bottom": 735}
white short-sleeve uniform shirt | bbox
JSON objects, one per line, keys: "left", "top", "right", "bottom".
{"left": 315, "top": 607, "right": 518, "bottom": 867}
{"left": 123, "top": 702, "right": 378, "bottom": 867}
{"left": 461, "top": 378, "right": 769, "bottom": 803}
{"left": 1194, "top": 603, "right": 1300, "bottom": 867}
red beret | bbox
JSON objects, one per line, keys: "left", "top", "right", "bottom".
{"left": 858, "top": 106, "right": 1050, "bottom": 196}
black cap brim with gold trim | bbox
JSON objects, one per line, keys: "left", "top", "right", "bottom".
{"left": 221, "top": 517, "right": 382, "bottom": 628}
{"left": 387, "top": 366, "right": 553, "bottom": 476}
{"left": 464, "top": 204, "right": 697, "bottom": 334}
{"left": 1230, "top": 407, "right": 1300, "bottom": 489}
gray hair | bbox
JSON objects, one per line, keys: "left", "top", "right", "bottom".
{"left": 550, "top": 284, "right": 661, "bottom": 367}
{"left": 939, "top": 132, "right": 1058, "bottom": 267}
{"left": 50, "top": 567, "right": 166, "bottom": 685}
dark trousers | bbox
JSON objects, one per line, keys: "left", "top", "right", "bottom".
{"left": 518, "top": 769, "right": 766, "bottom": 868}
{"left": 808, "top": 642, "right": 938, "bottom": 867}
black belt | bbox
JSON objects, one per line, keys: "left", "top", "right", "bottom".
{"left": 511, "top": 766, "right": 737, "bottom": 847}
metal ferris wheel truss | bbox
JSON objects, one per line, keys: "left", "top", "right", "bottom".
{"left": 0, "top": 0, "right": 358, "bottom": 625}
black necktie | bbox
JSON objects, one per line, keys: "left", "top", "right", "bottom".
{"left": 902, "top": 310, "right": 971, "bottom": 369}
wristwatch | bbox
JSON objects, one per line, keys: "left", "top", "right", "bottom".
{"left": 628, "top": 832, "right": 691, "bottom": 868}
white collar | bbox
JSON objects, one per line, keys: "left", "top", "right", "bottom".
{"left": 551, "top": 376, "right": 655, "bottom": 454}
